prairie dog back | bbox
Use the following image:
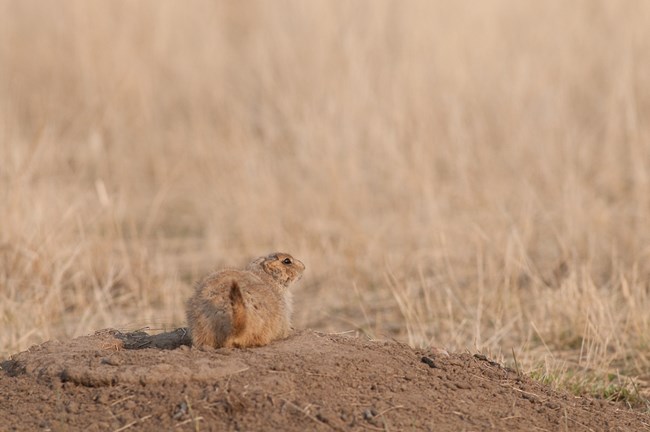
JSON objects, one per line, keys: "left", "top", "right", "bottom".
{"left": 186, "top": 252, "right": 305, "bottom": 348}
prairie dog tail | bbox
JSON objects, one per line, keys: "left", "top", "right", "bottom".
{"left": 229, "top": 280, "right": 246, "bottom": 336}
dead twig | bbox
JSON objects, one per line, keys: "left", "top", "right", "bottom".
{"left": 112, "top": 415, "right": 152, "bottom": 432}
{"left": 175, "top": 417, "right": 204, "bottom": 428}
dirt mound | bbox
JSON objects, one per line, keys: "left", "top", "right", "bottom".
{"left": 1, "top": 330, "right": 648, "bottom": 431}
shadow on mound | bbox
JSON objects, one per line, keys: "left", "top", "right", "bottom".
{"left": 1, "top": 329, "right": 648, "bottom": 431}
{"left": 113, "top": 328, "right": 192, "bottom": 350}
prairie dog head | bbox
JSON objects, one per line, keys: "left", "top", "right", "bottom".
{"left": 247, "top": 252, "right": 305, "bottom": 288}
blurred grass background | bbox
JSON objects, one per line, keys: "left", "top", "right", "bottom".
{"left": 1, "top": 0, "right": 649, "bottom": 407}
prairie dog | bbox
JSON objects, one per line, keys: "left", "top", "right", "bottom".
{"left": 186, "top": 252, "right": 305, "bottom": 348}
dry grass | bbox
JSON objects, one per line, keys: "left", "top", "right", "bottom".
{"left": 1, "top": 0, "right": 649, "bottom": 406}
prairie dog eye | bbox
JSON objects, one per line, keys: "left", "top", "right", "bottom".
{"left": 282, "top": 258, "right": 292, "bottom": 265}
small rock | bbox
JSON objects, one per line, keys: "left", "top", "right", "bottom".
{"left": 522, "top": 393, "right": 538, "bottom": 403}
{"left": 363, "top": 408, "right": 377, "bottom": 420}
{"left": 172, "top": 401, "right": 188, "bottom": 420}
{"left": 421, "top": 356, "right": 438, "bottom": 368}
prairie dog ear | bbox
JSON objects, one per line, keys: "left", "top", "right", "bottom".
{"left": 261, "top": 258, "right": 283, "bottom": 280}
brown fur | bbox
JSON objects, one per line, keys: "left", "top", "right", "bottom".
{"left": 186, "top": 252, "right": 305, "bottom": 348}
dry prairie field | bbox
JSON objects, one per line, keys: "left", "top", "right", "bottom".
{"left": 1, "top": 0, "right": 650, "bottom": 410}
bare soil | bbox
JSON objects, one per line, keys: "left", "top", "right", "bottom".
{"left": 1, "top": 329, "right": 648, "bottom": 432}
